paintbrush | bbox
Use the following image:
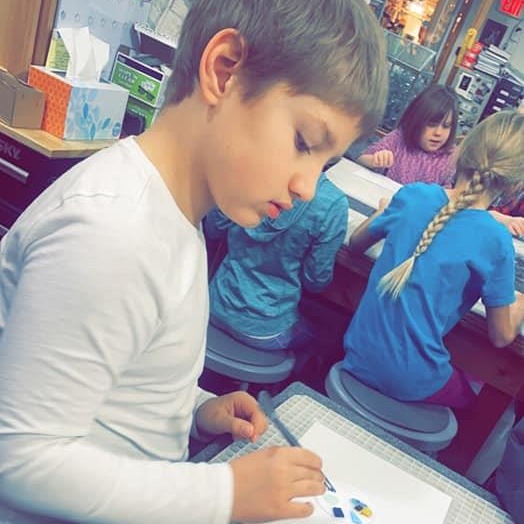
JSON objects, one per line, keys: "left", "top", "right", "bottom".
{"left": 257, "top": 390, "right": 336, "bottom": 493}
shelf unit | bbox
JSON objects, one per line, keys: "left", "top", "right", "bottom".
{"left": 382, "top": 30, "right": 436, "bottom": 130}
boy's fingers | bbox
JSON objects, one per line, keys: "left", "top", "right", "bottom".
{"left": 229, "top": 392, "right": 268, "bottom": 438}
{"left": 230, "top": 418, "right": 255, "bottom": 440}
{"left": 285, "top": 447, "right": 323, "bottom": 470}
{"left": 290, "top": 469, "right": 325, "bottom": 489}
{"left": 249, "top": 408, "right": 268, "bottom": 436}
{"left": 285, "top": 500, "right": 315, "bottom": 519}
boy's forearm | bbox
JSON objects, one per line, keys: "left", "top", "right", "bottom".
{"left": 0, "top": 434, "right": 233, "bottom": 523}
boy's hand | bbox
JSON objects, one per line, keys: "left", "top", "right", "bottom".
{"left": 372, "top": 150, "right": 394, "bottom": 169}
{"left": 230, "top": 446, "right": 324, "bottom": 522}
{"left": 195, "top": 391, "right": 268, "bottom": 443}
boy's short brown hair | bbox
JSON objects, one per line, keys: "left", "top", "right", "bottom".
{"left": 166, "top": 0, "right": 388, "bottom": 137}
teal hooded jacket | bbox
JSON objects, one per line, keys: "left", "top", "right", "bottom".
{"left": 206, "top": 173, "right": 349, "bottom": 337}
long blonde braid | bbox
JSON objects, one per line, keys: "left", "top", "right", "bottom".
{"left": 378, "top": 172, "right": 486, "bottom": 298}
{"left": 378, "top": 109, "right": 524, "bottom": 300}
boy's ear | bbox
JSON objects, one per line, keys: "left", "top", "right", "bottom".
{"left": 199, "top": 28, "right": 246, "bottom": 106}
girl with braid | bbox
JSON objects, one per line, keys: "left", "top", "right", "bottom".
{"left": 341, "top": 110, "right": 524, "bottom": 408}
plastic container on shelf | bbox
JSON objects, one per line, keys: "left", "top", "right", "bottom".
{"left": 385, "top": 30, "right": 436, "bottom": 71}
{"left": 382, "top": 66, "right": 433, "bottom": 131}
{"left": 381, "top": 29, "right": 436, "bottom": 131}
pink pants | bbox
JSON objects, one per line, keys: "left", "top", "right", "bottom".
{"left": 423, "top": 368, "right": 478, "bottom": 409}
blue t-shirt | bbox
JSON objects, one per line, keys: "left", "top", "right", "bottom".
{"left": 343, "top": 183, "right": 515, "bottom": 401}
{"left": 207, "top": 174, "right": 349, "bottom": 337}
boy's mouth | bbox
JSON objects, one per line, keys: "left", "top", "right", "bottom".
{"left": 267, "top": 202, "right": 282, "bottom": 219}
{"left": 267, "top": 201, "right": 292, "bottom": 219}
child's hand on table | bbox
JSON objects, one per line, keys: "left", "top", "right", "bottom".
{"left": 378, "top": 196, "right": 390, "bottom": 211}
{"left": 490, "top": 210, "right": 524, "bottom": 238}
{"left": 371, "top": 149, "right": 394, "bottom": 169}
{"left": 195, "top": 391, "right": 268, "bottom": 443}
{"left": 230, "top": 445, "right": 325, "bottom": 522}
{"left": 505, "top": 216, "right": 524, "bottom": 238}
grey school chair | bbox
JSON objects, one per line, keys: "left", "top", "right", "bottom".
{"left": 325, "top": 361, "right": 458, "bottom": 453}
{"left": 205, "top": 323, "right": 296, "bottom": 392}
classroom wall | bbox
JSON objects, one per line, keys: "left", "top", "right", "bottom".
{"left": 437, "top": 2, "right": 523, "bottom": 84}
{"left": 484, "top": 7, "right": 523, "bottom": 74}
{"left": 475, "top": 3, "right": 523, "bottom": 74}
{"left": 53, "top": 0, "right": 150, "bottom": 78}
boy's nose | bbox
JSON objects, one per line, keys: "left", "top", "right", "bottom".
{"left": 289, "top": 171, "right": 319, "bottom": 202}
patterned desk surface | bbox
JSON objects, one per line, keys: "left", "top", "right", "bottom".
{"left": 196, "top": 382, "right": 514, "bottom": 524}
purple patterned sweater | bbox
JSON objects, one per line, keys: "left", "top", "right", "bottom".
{"left": 363, "top": 129, "right": 456, "bottom": 186}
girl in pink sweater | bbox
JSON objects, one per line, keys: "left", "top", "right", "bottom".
{"left": 359, "top": 84, "right": 459, "bottom": 186}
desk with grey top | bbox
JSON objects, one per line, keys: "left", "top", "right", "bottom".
{"left": 196, "top": 382, "right": 515, "bottom": 524}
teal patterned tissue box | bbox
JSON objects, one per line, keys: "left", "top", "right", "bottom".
{"left": 28, "top": 66, "right": 129, "bottom": 141}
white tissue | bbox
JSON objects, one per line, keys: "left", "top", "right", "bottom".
{"left": 59, "top": 27, "right": 109, "bottom": 82}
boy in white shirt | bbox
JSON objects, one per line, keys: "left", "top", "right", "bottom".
{"left": 0, "top": 1, "right": 388, "bottom": 522}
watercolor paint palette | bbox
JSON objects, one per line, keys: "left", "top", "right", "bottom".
{"left": 315, "top": 484, "right": 375, "bottom": 523}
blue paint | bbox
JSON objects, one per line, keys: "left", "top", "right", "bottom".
{"left": 350, "top": 511, "right": 363, "bottom": 524}
{"left": 332, "top": 506, "right": 344, "bottom": 518}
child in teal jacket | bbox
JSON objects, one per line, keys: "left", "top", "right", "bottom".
{"left": 206, "top": 173, "right": 348, "bottom": 351}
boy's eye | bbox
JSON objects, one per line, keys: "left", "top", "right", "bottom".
{"left": 295, "top": 132, "right": 311, "bottom": 154}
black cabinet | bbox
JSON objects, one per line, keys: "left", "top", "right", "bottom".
{"left": 480, "top": 75, "right": 523, "bottom": 121}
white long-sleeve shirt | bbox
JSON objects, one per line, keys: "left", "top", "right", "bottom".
{"left": 0, "top": 138, "right": 233, "bottom": 524}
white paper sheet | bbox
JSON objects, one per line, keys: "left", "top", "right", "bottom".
{"left": 263, "top": 422, "right": 451, "bottom": 524}
{"left": 326, "top": 158, "right": 400, "bottom": 210}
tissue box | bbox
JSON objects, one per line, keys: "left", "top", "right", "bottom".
{"left": 27, "top": 66, "right": 129, "bottom": 140}
{"left": 0, "top": 68, "right": 45, "bottom": 128}
{"left": 110, "top": 52, "right": 168, "bottom": 109}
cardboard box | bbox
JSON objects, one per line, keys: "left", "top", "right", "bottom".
{"left": 110, "top": 52, "right": 168, "bottom": 109}
{"left": 27, "top": 66, "right": 129, "bottom": 140}
{"left": 0, "top": 68, "right": 45, "bottom": 129}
